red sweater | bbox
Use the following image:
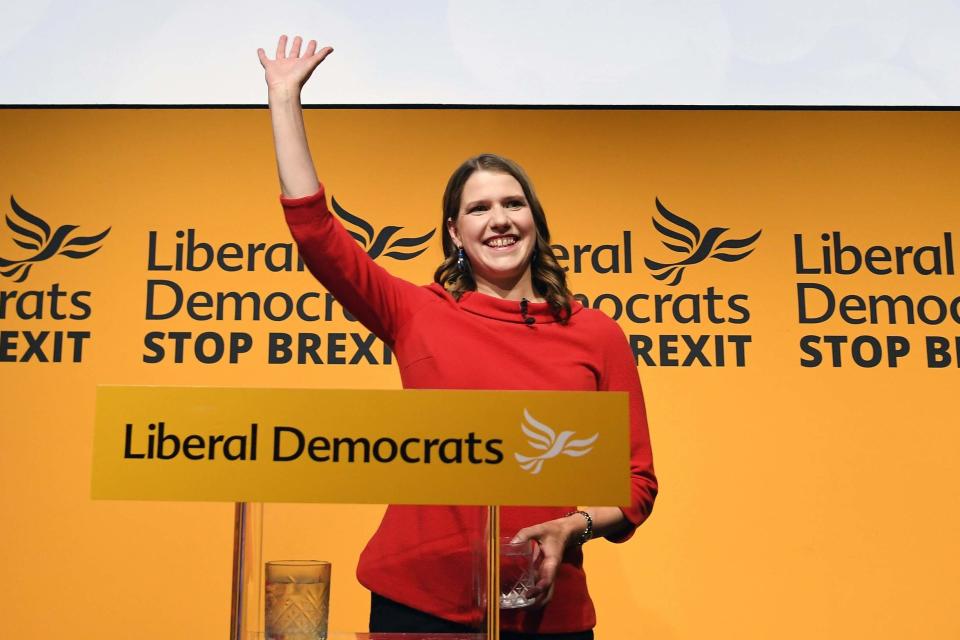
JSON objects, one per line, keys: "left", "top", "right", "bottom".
{"left": 282, "top": 187, "right": 657, "bottom": 634}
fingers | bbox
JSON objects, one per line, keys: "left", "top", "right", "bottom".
{"left": 537, "top": 556, "right": 559, "bottom": 590}
{"left": 256, "top": 48, "right": 268, "bottom": 68}
{"left": 525, "top": 548, "right": 559, "bottom": 604}
{"left": 510, "top": 524, "right": 541, "bottom": 543}
{"left": 316, "top": 46, "right": 334, "bottom": 62}
{"left": 304, "top": 46, "right": 333, "bottom": 75}
{"left": 528, "top": 581, "right": 555, "bottom": 608}
{"left": 528, "top": 574, "right": 557, "bottom": 607}
{"left": 531, "top": 543, "right": 542, "bottom": 564}
{"left": 265, "top": 36, "right": 330, "bottom": 62}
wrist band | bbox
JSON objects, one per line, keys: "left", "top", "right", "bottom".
{"left": 565, "top": 510, "right": 593, "bottom": 545}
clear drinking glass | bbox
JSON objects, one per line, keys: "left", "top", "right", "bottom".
{"left": 264, "top": 560, "right": 331, "bottom": 640}
{"left": 500, "top": 538, "right": 537, "bottom": 609}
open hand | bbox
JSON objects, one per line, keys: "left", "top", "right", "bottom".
{"left": 257, "top": 35, "right": 333, "bottom": 91}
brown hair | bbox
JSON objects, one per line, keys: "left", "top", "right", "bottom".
{"left": 433, "top": 153, "right": 573, "bottom": 323}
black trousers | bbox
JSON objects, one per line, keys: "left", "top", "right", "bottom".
{"left": 369, "top": 592, "right": 594, "bottom": 640}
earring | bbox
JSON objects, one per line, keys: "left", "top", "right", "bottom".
{"left": 456, "top": 246, "right": 470, "bottom": 274}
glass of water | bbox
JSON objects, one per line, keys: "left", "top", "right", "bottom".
{"left": 265, "top": 560, "right": 331, "bottom": 640}
{"left": 500, "top": 538, "right": 537, "bottom": 609}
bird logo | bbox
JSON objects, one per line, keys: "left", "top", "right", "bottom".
{"left": 0, "top": 196, "right": 111, "bottom": 283}
{"left": 644, "top": 198, "right": 761, "bottom": 286}
{"left": 514, "top": 409, "right": 599, "bottom": 475}
{"left": 332, "top": 197, "right": 435, "bottom": 260}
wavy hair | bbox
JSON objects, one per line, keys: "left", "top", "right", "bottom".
{"left": 433, "top": 153, "right": 573, "bottom": 323}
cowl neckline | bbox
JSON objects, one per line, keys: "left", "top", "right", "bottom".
{"left": 456, "top": 290, "right": 582, "bottom": 324}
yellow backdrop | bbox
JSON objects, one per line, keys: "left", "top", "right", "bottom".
{"left": 1, "top": 108, "right": 958, "bottom": 639}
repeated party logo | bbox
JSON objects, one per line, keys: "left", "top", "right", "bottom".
{"left": 332, "top": 197, "right": 435, "bottom": 260}
{"left": 0, "top": 195, "right": 107, "bottom": 363}
{"left": 1, "top": 196, "right": 111, "bottom": 283}
{"left": 644, "top": 198, "right": 762, "bottom": 286}
{"left": 514, "top": 409, "right": 599, "bottom": 475}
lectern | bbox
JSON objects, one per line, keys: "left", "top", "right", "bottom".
{"left": 93, "top": 387, "right": 630, "bottom": 639}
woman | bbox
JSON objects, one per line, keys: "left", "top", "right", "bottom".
{"left": 258, "top": 35, "right": 657, "bottom": 639}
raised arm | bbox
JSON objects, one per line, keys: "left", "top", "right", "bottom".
{"left": 257, "top": 35, "right": 332, "bottom": 197}
{"left": 257, "top": 36, "right": 435, "bottom": 346}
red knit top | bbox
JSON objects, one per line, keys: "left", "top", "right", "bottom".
{"left": 282, "top": 186, "right": 657, "bottom": 634}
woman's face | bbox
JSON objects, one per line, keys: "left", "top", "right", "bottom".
{"left": 447, "top": 170, "right": 537, "bottom": 294}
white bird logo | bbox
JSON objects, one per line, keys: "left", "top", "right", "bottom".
{"left": 514, "top": 409, "right": 599, "bottom": 475}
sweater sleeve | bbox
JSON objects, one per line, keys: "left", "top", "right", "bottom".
{"left": 281, "top": 186, "right": 432, "bottom": 347}
{"left": 598, "top": 320, "right": 658, "bottom": 542}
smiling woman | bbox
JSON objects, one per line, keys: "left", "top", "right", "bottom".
{"left": 435, "top": 154, "right": 573, "bottom": 322}
{"left": 446, "top": 169, "right": 538, "bottom": 296}
{"left": 258, "top": 34, "right": 657, "bottom": 640}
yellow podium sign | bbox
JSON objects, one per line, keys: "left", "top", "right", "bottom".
{"left": 92, "top": 386, "right": 630, "bottom": 506}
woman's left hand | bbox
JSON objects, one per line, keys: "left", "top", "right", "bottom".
{"left": 510, "top": 513, "right": 585, "bottom": 607}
